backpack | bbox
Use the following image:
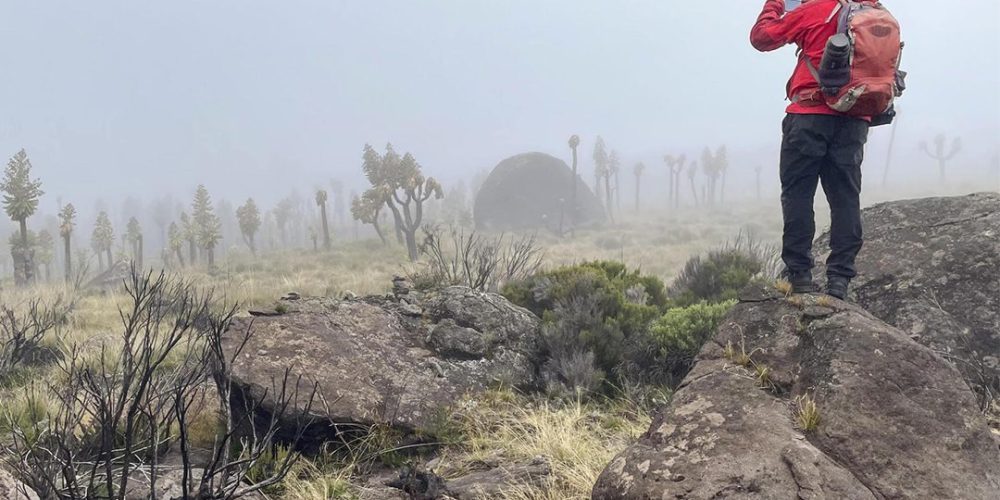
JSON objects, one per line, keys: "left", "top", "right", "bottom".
{"left": 804, "top": 0, "right": 906, "bottom": 117}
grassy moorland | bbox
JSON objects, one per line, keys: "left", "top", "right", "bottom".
{"left": 0, "top": 203, "right": 786, "bottom": 499}
{"left": 3, "top": 195, "right": 993, "bottom": 499}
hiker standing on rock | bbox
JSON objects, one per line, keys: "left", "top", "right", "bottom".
{"left": 750, "top": 0, "right": 905, "bottom": 299}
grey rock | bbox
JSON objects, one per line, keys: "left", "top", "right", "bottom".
{"left": 817, "top": 192, "right": 1000, "bottom": 403}
{"left": 593, "top": 295, "right": 1000, "bottom": 499}
{"left": 399, "top": 302, "right": 424, "bottom": 317}
{"left": 474, "top": 152, "right": 606, "bottom": 231}
{"left": 428, "top": 319, "right": 492, "bottom": 359}
{"left": 393, "top": 275, "right": 415, "bottom": 298}
{"left": 0, "top": 469, "right": 39, "bottom": 500}
{"left": 223, "top": 285, "right": 541, "bottom": 441}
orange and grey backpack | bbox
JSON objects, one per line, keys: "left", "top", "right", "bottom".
{"left": 804, "top": 0, "right": 906, "bottom": 120}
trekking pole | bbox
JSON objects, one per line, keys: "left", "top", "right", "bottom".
{"left": 882, "top": 107, "right": 899, "bottom": 188}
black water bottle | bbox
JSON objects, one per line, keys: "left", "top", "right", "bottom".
{"left": 818, "top": 33, "right": 851, "bottom": 95}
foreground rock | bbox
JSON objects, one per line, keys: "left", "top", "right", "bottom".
{"left": 474, "top": 152, "right": 606, "bottom": 231}
{"left": 593, "top": 287, "right": 1000, "bottom": 499}
{"left": 817, "top": 192, "right": 999, "bottom": 404}
{"left": 224, "top": 282, "right": 540, "bottom": 443}
{"left": 0, "top": 469, "right": 39, "bottom": 500}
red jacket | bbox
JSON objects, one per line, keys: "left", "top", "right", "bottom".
{"left": 751, "top": 0, "right": 860, "bottom": 116}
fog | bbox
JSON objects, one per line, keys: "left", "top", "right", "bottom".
{"left": 1, "top": 1, "right": 998, "bottom": 213}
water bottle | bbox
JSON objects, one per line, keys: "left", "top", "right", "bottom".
{"left": 818, "top": 33, "right": 852, "bottom": 95}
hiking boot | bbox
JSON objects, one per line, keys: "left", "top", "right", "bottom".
{"left": 826, "top": 275, "right": 850, "bottom": 300}
{"left": 784, "top": 270, "right": 817, "bottom": 294}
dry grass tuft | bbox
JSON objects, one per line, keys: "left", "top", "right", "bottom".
{"left": 724, "top": 338, "right": 759, "bottom": 368}
{"left": 441, "top": 389, "right": 651, "bottom": 499}
{"left": 774, "top": 279, "right": 793, "bottom": 296}
{"left": 754, "top": 363, "right": 775, "bottom": 391}
{"left": 795, "top": 393, "right": 821, "bottom": 432}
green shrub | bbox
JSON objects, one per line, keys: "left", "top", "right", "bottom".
{"left": 503, "top": 261, "right": 668, "bottom": 394}
{"left": 668, "top": 232, "right": 778, "bottom": 306}
{"left": 504, "top": 260, "right": 667, "bottom": 316}
{"left": 645, "top": 301, "right": 735, "bottom": 384}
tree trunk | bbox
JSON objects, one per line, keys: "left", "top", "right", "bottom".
{"left": 674, "top": 172, "right": 682, "bottom": 208}
{"left": 63, "top": 235, "right": 72, "bottom": 283}
{"left": 249, "top": 233, "right": 257, "bottom": 256}
{"left": 667, "top": 169, "right": 674, "bottom": 208}
{"left": 387, "top": 200, "right": 406, "bottom": 245}
{"left": 635, "top": 174, "right": 641, "bottom": 213}
{"left": 373, "top": 220, "right": 387, "bottom": 245}
{"left": 19, "top": 218, "right": 33, "bottom": 286}
{"left": 570, "top": 147, "right": 578, "bottom": 234}
{"left": 106, "top": 248, "right": 113, "bottom": 270}
{"left": 97, "top": 251, "right": 104, "bottom": 272}
{"left": 175, "top": 248, "right": 185, "bottom": 267}
{"left": 689, "top": 178, "right": 699, "bottom": 207}
{"left": 320, "top": 202, "right": 331, "bottom": 250}
{"left": 404, "top": 229, "right": 419, "bottom": 262}
{"left": 882, "top": 116, "right": 899, "bottom": 188}
{"left": 137, "top": 235, "right": 143, "bottom": 270}
{"left": 392, "top": 214, "right": 404, "bottom": 244}
{"left": 614, "top": 171, "right": 621, "bottom": 212}
{"left": 207, "top": 246, "right": 215, "bottom": 268}
{"left": 188, "top": 240, "right": 197, "bottom": 265}
{"left": 44, "top": 263, "right": 51, "bottom": 282}
{"left": 604, "top": 176, "right": 614, "bottom": 223}
{"left": 720, "top": 173, "right": 726, "bottom": 205}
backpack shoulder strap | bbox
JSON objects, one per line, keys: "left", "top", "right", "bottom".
{"left": 826, "top": 3, "right": 843, "bottom": 23}
{"left": 800, "top": 54, "right": 821, "bottom": 82}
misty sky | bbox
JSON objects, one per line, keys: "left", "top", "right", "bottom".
{"left": 1, "top": 0, "right": 998, "bottom": 212}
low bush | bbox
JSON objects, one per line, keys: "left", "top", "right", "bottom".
{"left": 503, "top": 261, "right": 669, "bottom": 394}
{"left": 0, "top": 298, "right": 67, "bottom": 383}
{"left": 507, "top": 259, "right": 740, "bottom": 393}
{"left": 642, "top": 301, "right": 735, "bottom": 385}
{"left": 1, "top": 270, "right": 316, "bottom": 500}
{"left": 669, "top": 231, "right": 779, "bottom": 306}
{"left": 411, "top": 225, "right": 544, "bottom": 293}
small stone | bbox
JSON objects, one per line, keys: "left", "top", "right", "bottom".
{"left": 427, "top": 320, "right": 491, "bottom": 360}
{"left": 399, "top": 303, "right": 423, "bottom": 316}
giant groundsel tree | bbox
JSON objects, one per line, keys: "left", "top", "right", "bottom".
{"left": 1, "top": 149, "right": 44, "bottom": 285}
{"left": 358, "top": 143, "right": 443, "bottom": 261}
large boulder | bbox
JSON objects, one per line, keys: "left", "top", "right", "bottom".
{"left": 223, "top": 281, "right": 541, "bottom": 444}
{"left": 817, "top": 192, "right": 999, "bottom": 404}
{"left": 593, "top": 287, "right": 1000, "bottom": 499}
{"left": 474, "top": 152, "right": 605, "bottom": 231}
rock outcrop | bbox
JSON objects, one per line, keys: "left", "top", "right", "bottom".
{"left": 474, "top": 152, "right": 606, "bottom": 231}
{"left": 223, "top": 280, "right": 541, "bottom": 443}
{"left": 593, "top": 287, "right": 1000, "bottom": 499}
{"left": 817, "top": 192, "right": 999, "bottom": 406}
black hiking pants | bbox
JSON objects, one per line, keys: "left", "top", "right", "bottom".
{"left": 779, "top": 113, "right": 869, "bottom": 279}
